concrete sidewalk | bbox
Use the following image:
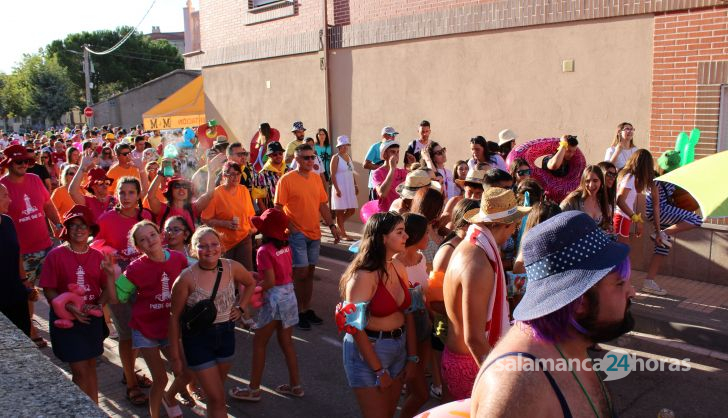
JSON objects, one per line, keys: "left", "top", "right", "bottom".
{"left": 319, "top": 221, "right": 728, "bottom": 353}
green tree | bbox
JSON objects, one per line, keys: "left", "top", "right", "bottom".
{"left": 46, "top": 26, "right": 183, "bottom": 103}
{"left": 7, "top": 54, "right": 74, "bottom": 124}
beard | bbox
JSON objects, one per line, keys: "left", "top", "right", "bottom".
{"left": 577, "top": 294, "right": 635, "bottom": 343}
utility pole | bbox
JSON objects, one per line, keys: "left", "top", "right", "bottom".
{"left": 82, "top": 45, "right": 94, "bottom": 127}
{"left": 321, "top": 0, "right": 331, "bottom": 136}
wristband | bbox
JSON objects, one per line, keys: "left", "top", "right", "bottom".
{"left": 558, "top": 140, "right": 569, "bottom": 150}
{"left": 374, "top": 368, "right": 388, "bottom": 377}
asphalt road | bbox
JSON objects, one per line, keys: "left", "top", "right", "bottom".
{"left": 35, "top": 256, "right": 728, "bottom": 417}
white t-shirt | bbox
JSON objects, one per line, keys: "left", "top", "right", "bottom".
{"left": 615, "top": 173, "right": 637, "bottom": 217}
{"left": 435, "top": 167, "right": 457, "bottom": 199}
{"left": 467, "top": 154, "right": 508, "bottom": 172}
{"left": 604, "top": 146, "right": 637, "bottom": 170}
{"left": 289, "top": 153, "right": 324, "bottom": 175}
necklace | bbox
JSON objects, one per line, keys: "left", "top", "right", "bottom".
{"left": 198, "top": 262, "right": 218, "bottom": 271}
{"left": 64, "top": 242, "right": 89, "bottom": 254}
{"left": 554, "top": 344, "right": 612, "bottom": 418}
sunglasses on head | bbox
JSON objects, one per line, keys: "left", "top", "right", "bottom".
{"left": 300, "top": 155, "right": 316, "bottom": 161}
{"left": 517, "top": 169, "right": 531, "bottom": 176}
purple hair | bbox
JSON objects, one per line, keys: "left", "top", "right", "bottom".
{"left": 520, "top": 257, "right": 631, "bottom": 343}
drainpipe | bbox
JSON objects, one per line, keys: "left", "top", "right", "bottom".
{"left": 321, "top": 0, "right": 331, "bottom": 135}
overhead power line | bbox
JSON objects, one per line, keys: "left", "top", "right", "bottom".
{"left": 84, "top": 0, "right": 158, "bottom": 56}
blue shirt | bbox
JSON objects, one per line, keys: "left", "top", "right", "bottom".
{"left": 364, "top": 141, "right": 383, "bottom": 188}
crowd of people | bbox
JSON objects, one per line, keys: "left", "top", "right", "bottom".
{"left": 0, "top": 119, "right": 702, "bottom": 417}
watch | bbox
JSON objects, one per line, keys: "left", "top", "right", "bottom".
{"left": 407, "top": 355, "right": 420, "bottom": 364}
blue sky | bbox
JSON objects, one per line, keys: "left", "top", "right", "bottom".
{"left": 1, "top": 0, "right": 198, "bottom": 73}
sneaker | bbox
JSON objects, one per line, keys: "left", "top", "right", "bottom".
{"left": 429, "top": 384, "right": 442, "bottom": 399}
{"left": 305, "top": 309, "right": 324, "bottom": 325}
{"left": 642, "top": 279, "right": 668, "bottom": 296}
{"left": 297, "top": 313, "right": 311, "bottom": 331}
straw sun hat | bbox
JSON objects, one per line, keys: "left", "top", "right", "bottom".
{"left": 396, "top": 169, "right": 441, "bottom": 199}
{"left": 464, "top": 187, "right": 531, "bottom": 224}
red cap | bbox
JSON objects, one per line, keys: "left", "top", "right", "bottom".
{"left": 0, "top": 145, "right": 34, "bottom": 167}
{"left": 83, "top": 168, "right": 113, "bottom": 193}
{"left": 60, "top": 204, "right": 99, "bottom": 241}
{"left": 251, "top": 208, "right": 289, "bottom": 241}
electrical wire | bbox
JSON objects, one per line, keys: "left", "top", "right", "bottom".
{"left": 84, "top": 0, "right": 158, "bottom": 56}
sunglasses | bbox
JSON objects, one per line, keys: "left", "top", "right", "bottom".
{"left": 300, "top": 155, "right": 316, "bottom": 161}
{"left": 517, "top": 169, "right": 531, "bottom": 176}
{"left": 223, "top": 171, "right": 241, "bottom": 177}
{"left": 12, "top": 159, "right": 34, "bottom": 165}
{"left": 172, "top": 183, "right": 191, "bottom": 190}
{"left": 606, "top": 171, "right": 617, "bottom": 178}
{"left": 269, "top": 152, "right": 283, "bottom": 157}
{"left": 67, "top": 223, "right": 89, "bottom": 231}
{"left": 119, "top": 152, "right": 130, "bottom": 157}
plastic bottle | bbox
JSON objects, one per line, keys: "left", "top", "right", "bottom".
{"left": 163, "top": 144, "right": 179, "bottom": 177}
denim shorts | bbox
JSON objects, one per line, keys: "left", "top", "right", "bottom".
{"left": 289, "top": 231, "right": 321, "bottom": 268}
{"left": 132, "top": 329, "right": 169, "bottom": 349}
{"left": 342, "top": 331, "right": 407, "bottom": 388}
{"left": 182, "top": 321, "right": 236, "bottom": 371}
{"left": 254, "top": 283, "right": 299, "bottom": 329}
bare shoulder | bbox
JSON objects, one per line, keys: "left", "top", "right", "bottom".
{"left": 472, "top": 356, "right": 558, "bottom": 418}
{"left": 457, "top": 243, "right": 492, "bottom": 283}
{"left": 346, "top": 269, "right": 378, "bottom": 301}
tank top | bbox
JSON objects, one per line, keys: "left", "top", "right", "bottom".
{"left": 186, "top": 259, "right": 237, "bottom": 323}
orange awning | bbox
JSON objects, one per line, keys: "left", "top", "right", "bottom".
{"left": 142, "top": 76, "right": 205, "bottom": 130}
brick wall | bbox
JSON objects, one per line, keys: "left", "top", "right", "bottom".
{"left": 651, "top": 6, "right": 728, "bottom": 158}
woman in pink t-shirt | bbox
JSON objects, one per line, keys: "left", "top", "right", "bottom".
{"left": 229, "top": 208, "right": 303, "bottom": 402}
{"left": 39, "top": 204, "right": 117, "bottom": 403}
{"left": 93, "top": 176, "right": 154, "bottom": 406}
{"left": 116, "top": 220, "right": 188, "bottom": 418}
{"left": 69, "top": 154, "right": 117, "bottom": 222}
{"left": 147, "top": 154, "right": 224, "bottom": 232}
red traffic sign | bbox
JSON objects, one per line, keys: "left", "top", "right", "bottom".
{"left": 83, "top": 106, "right": 94, "bottom": 118}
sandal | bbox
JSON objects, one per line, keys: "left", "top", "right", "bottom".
{"left": 275, "top": 384, "right": 304, "bottom": 398}
{"left": 32, "top": 337, "right": 48, "bottom": 349}
{"left": 162, "top": 396, "right": 183, "bottom": 418}
{"left": 126, "top": 387, "right": 148, "bottom": 406}
{"left": 122, "top": 370, "right": 153, "bottom": 388}
{"left": 176, "top": 391, "right": 195, "bottom": 408}
{"left": 228, "top": 386, "right": 261, "bottom": 402}
{"left": 190, "top": 387, "right": 206, "bottom": 402}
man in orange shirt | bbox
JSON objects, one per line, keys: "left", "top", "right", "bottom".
{"left": 275, "top": 144, "right": 340, "bottom": 330}
{"left": 106, "top": 143, "right": 148, "bottom": 196}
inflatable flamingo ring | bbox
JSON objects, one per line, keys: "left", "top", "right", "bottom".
{"left": 506, "top": 137, "right": 586, "bottom": 203}
{"left": 51, "top": 284, "right": 103, "bottom": 329}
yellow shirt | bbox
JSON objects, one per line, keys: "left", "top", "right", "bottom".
{"left": 285, "top": 139, "right": 303, "bottom": 160}
{"left": 274, "top": 170, "right": 328, "bottom": 240}
{"left": 107, "top": 164, "right": 142, "bottom": 193}
{"left": 201, "top": 185, "right": 255, "bottom": 251}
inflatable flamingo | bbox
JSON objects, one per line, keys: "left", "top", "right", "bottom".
{"left": 51, "top": 284, "right": 103, "bottom": 329}
{"left": 506, "top": 137, "right": 586, "bottom": 203}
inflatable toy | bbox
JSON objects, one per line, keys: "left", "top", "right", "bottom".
{"left": 196, "top": 120, "right": 229, "bottom": 150}
{"left": 414, "top": 398, "right": 471, "bottom": 417}
{"left": 335, "top": 301, "right": 368, "bottom": 334}
{"left": 359, "top": 200, "right": 380, "bottom": 224}
{"left": 51, "top": 283, "right": 103, "bottom": 329}
{"left": 249, "top": 128, "right": 281, "bottom": 172}
{"left": 506, "top": 138, "right": 586, "bottom": 203}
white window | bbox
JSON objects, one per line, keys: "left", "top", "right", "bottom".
{"left": 251, "top": 0, "right": 283, "bottom": 7}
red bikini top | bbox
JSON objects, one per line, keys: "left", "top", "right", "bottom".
{"left": 368, "top": 268, "right": 411, "bottom": 317}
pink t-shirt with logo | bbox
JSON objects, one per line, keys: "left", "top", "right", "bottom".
{"left": 93, "top": 209, "right": 153, "bottom": 262}
{"left": 372, "top": 167, "right": 408, "bottom": 212}
{"left": 84, "top": 195, "right": 116, "bottom": 223}
{"left": 256, "top": 242, "right": 293, "bottom": 286}
{"left": 39, "top": 246, "right": 104, "bottom": 304}
{"left": 157, "top": 202, "right": 199, "bottom": 232}
{"left": 0, "top": 173, "right": 52, "bottom": 254}
{"left": 124, "top": 250, "right": 188, "bottom": 339}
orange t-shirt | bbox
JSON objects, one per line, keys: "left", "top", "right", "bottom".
{"left": 274, "top": 170, "right": 328, "bottom": 240}
{"left": 201, "top": 184, "right": 255, "bottom": 251}
{"left": 107, "top": 164, "right": 141, "bottom": 193}
{"left": 51, "top": 186, "right": 76, "bottom": 218}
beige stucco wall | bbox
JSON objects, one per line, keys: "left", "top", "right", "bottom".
{"left": 202, "top": 53, "right": 327, "bottom": 147}
{"left": 330, "top": 14, "right": 654, "bottom": 168}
